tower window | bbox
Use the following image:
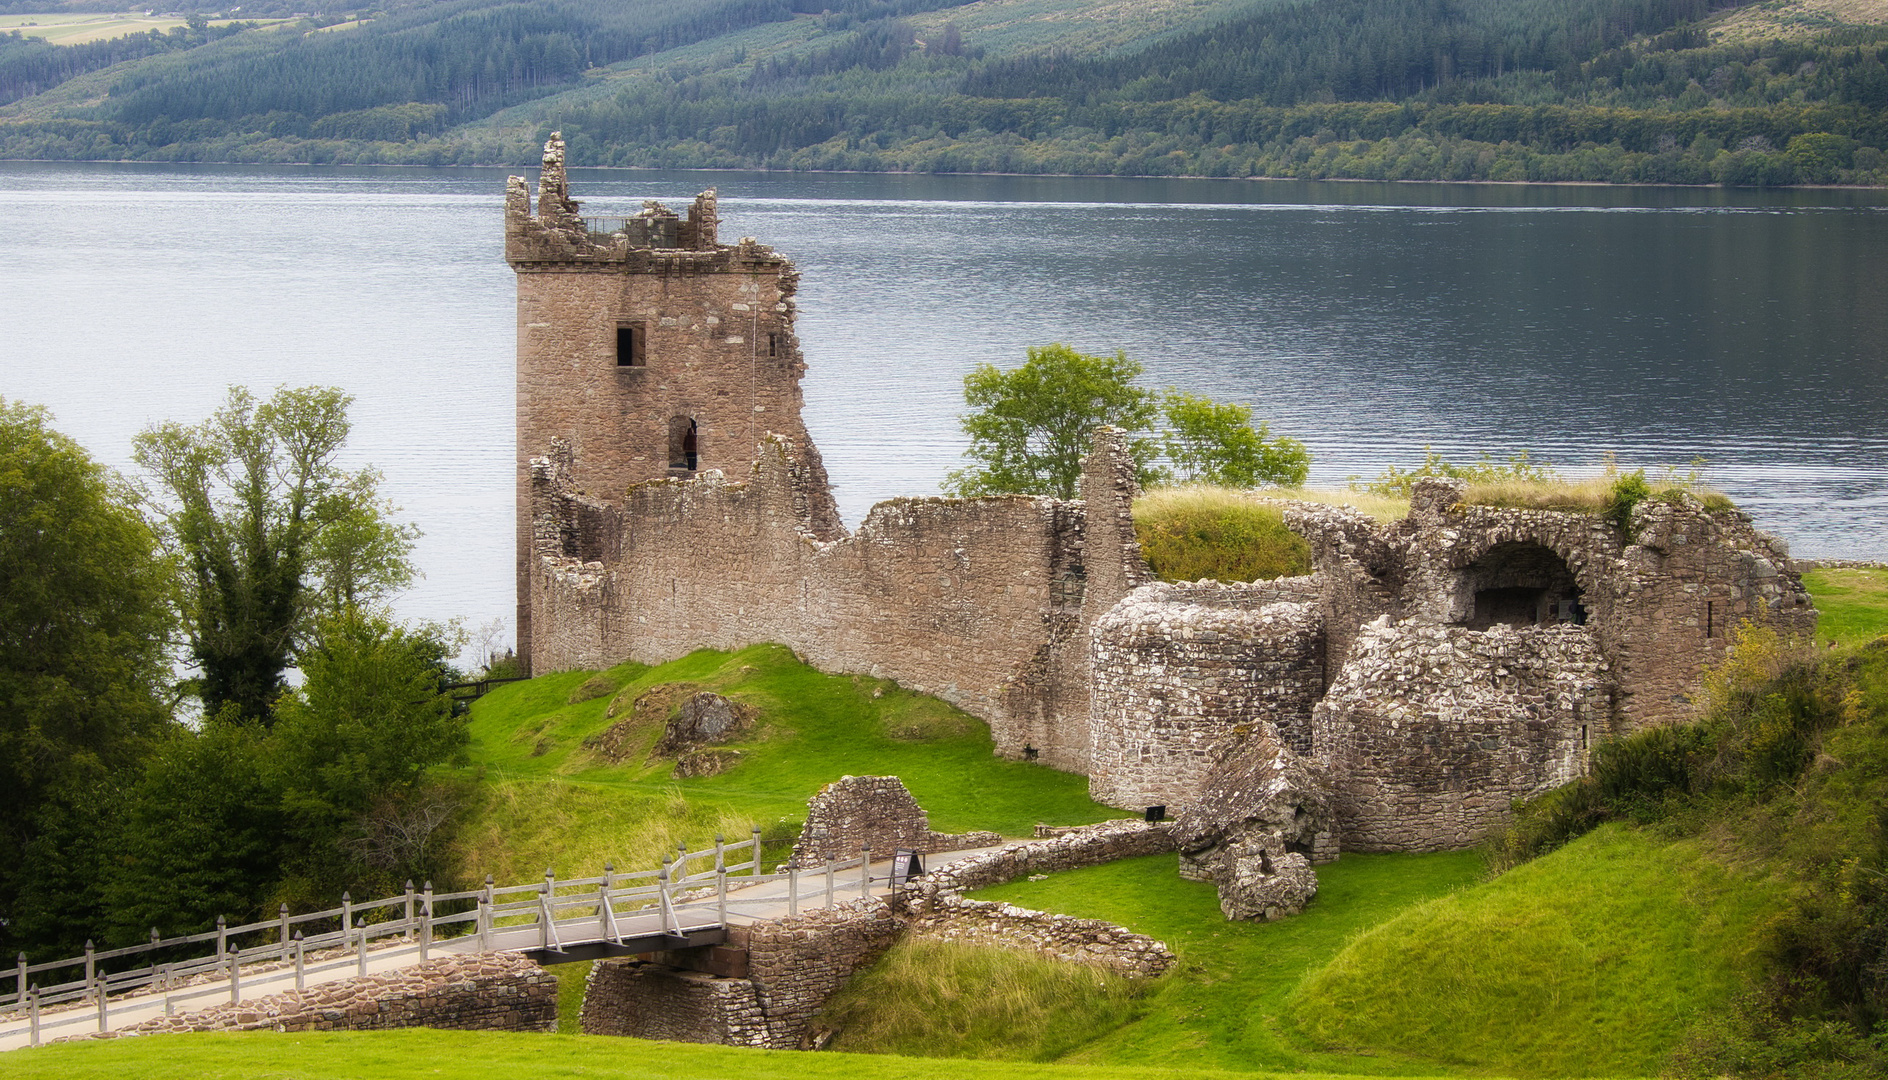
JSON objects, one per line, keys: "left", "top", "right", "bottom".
{"left": 617, "top": 323, "right": 646, "bottom": 367}
{"left": 767, "top": 332, "right": 781, "bottom": 358}
{"left": 668, "top": 416, "right": 698, "bottom": 471}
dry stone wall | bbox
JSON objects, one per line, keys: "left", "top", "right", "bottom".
{"left": 581, "top": 961, "right": 766, "bottom": 1046}
{"left": 58, "top": 953, "right": 555, "bottom": 1043}
{"left": 790, "top": 775, "right": 1003, "bottom": 866}
{"left": 1088, "top": 580, "right": 1324, "bottom": 809}
{"left": 1313, "top": 618, "right": 1613, "bottom": 851}
{"left": 907, "top": 895, "right": 1174, "bottom": 978}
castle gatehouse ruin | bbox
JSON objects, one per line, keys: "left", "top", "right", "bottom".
{"left": 506, "top": 135, "right": 1818, "bottom": 866}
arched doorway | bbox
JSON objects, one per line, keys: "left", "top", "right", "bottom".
{"left": 668, "top": 416, "right": 698, "bottom": 471}
{"left": 1457, "top": 541, "right": 1586, "bottom": 629}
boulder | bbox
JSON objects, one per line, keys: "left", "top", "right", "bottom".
{"left": 1172, "top": 733, "right": 1335, "bottom": 921}
{"left": 653, "top": 692, "right": 754, "bottom": 757}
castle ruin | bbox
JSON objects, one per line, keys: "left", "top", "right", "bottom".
{"left": 506, "top": 136, "right": 1817, "bottom": 865}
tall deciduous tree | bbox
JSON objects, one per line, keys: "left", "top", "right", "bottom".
{"left": 133, "top": 386, "right": 417, "bottom": 723}
{"left": 1161, "top": 391, "right": 1310, "bottom": 488}
{"left": 0, "top": 399, "right": 174, "bottom": 953}
{"left": 945, "top": 344, "right": 1161, "bottom": 500}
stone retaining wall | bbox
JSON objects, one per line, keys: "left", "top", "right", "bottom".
{"left": 581, "top": 897, "right": 901, "bottom": 1049}
{"left": 57, "top": 953, "right": 556, "bottom": 1043}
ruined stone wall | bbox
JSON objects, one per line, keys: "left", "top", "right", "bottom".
{"left": 528, "top": 431, "right": 1146, "bottom": 773}
{"left": 789, "top": 775, "right": 1003, "bottom": 867}
{"left": 906, "top": 895, "right": 1175, "bottom": 978}
{"left": 61, "top": 953, "right": 556, "bottom": 1043}
{"left": 508, "top": 135, "right": 840, "bottom": 670}
{"left": 1087, "top": 580, "right": 1324, "bottom": 810}
{"left": 903, "top": 820, "right": 1178, "bottom": 901}
{"left": 1313, "top": 619, "right": 1614, "bottom": 851}
{"left": 1288, "top": 479, "right": 1816, "bottom": 735}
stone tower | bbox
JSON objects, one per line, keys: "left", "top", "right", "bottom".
{"left": 505, "top": 133, "right": 840, "bottom": 671}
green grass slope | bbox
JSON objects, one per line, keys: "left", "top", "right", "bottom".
{"left": 448, "top": 643, "right": 1121, "bottom": 885}
{"left": 1285, "top": 826, "right": 1785, "bottom": 1079}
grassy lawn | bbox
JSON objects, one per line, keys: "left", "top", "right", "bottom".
{"left": 960, "top": 849, "right": 1488, "bottom": 1075}
{"left": 449, "top": 643, "right": 1123, "bottom": 885}
{"left": 1802, "top": 567, "right": 1888, "bottom": 647}
{"left": 0, "top": 1028, "right": 1464, "bottom": 1080}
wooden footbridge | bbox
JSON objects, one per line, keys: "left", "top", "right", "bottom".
{"left": 0, "top": 831, "right": 944, "bottom": 1051}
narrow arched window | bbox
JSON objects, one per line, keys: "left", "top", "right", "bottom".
{"left": 668, "top": 416, "right": 698, "bottom": 471}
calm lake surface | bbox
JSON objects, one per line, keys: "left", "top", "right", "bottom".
{"left": 2, "top": 161, "right": 1884, "bottom": 657}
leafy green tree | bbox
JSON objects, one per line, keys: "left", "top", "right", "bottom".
{"left": 0, "top": 399, "right": 175, "bottom": 954}
{"left": 270, "top": 611, "right": 467, "bottom": 896}
{"left": 133, "top": 386, "right": 417, "bottom": 723}
{"left": 945, "top": 344, "right": 1160, "bottom": 500}
{"left": 1161, "top": 390, "right": 1310, "bottom": 488}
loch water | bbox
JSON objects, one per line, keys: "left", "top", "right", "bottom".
{"left": 2, "top": 161, "right": 1884, "bottom": 652}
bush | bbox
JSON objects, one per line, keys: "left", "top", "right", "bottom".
{"left": 1133, "top": 487, "right": 1312, "bottom": 583}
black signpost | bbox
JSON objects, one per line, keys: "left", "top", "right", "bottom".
{"left": 891, "top": 849, "right": 924, "bottom": 888}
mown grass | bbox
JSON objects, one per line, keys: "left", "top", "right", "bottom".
{"left": 822, "top": 938, "right": 1146, "bottom": 1061}
{"left": 1801, "top": 567, "right": 1888, "bottom": 647}
{"left": 1134, "top": 487, "right": 1313, "bottom": 583}
{"left": 448, "top": 643, "right": 1122, "bottom": 885}
{"left": 952, "top": 850, "right": 1490, "bottom": 1075}
{"left": 0, "top": 1028, "right": 1432, "bottom": 1080}
{"left": 1285, "top": 825, "right": 1784, "bottom": 1079}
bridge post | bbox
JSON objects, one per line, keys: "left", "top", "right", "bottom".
{"left": 598, "top": 863, "right": 614, "bottom": 943}
{"left": 658, "top": 861, "right": 675, "bottom": 934}
{"left": 751, "top": 825, "right": 762, "bottom": 876}
{"left": 163, "top": 964, "right": 175, "bottom": 1015}
{"left": 404, "top": 881, "right": 416, "bottom": 938}
{"left": 357, "top": 920, "right": 369, "bottom": 978}
{"left": 94, "top": 967, "right": 106, "bottom": 1033}
{"left": 717, "top": 865, "right": 728, "bottom": 926}
{"left": 83, "top": 939, "right": 95, "bottom": 989}
{"left": 294, "top": 931, "right": 305, "bottom": 991}
{"left": 15, "top": 951, "right": 25, "bottom": 1006}
{"left": 215, "top": 915, "right": 227, "bottom": 961}
{"left": 149, "top": 928, "right": 160, "bottom": 985}
{"left": 861, "top": 846, "right": 872, "bottom": 899}
{"left": 539, "top": 874, "right": 554, "bottom": 951}
{"left": 279, "top": 902, "right": 291, "bottom": 962}
{"left": 341, "top": 893, "right": 353, "bottom": 957}
{"left": 228, "top": 950, "right": 241, "bottom": 1005}
{"left": 714, "top": 833, "right": 725, "bottom": 875}
{"left": 28, "top": 986, "right": 38, "bottom": 1047}
{"left": 421, "top": 882, "right": 434, "bottom": 961}
{"left": 481, "top": 875, "right": 495, "bottom": 951}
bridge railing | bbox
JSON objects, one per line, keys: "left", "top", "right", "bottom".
{"left": 1, "top": 827, "right": 779, "bottom": 1044}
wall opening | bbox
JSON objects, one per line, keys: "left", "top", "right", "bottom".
{"left": 617, "top": 323, "right": 646, "bottom": 367}
{"left": 668, "top": 416, "right": 698, "bottom": 471}
{"left": 767, "top": 332, "right": 781, "bottom": 358}
{"left": 1458, "top": 541, "right": 1585, "bottom": 630}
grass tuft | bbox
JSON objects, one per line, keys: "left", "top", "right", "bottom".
{"left": 822, "top": 938, "right": 1145, "bottom": 1061}
{"left": 1134, "top": 487, "right": 1312, "bottom": 583}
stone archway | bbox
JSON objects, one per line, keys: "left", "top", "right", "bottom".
{"left": 1455, "top": 541, "right": 1586, "bottom": 630}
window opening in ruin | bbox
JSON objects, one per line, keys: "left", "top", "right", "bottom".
{"left": 1706, "top": 600, "right": 1715, "bottom": 638}
{"left": 1022, "top": 745, "right": 1038, "bottom": 761}
{"left": 616, "top": 323, "right": 646, "bottom": 367}
{"left": 767, "top": 332, "right": 781, "bottom": 358}
{"left": 668, "top": 416, "right": 698, "bottom": 471}
{"left": 1459, "top": 541, "right": 1586, "bottom": 630}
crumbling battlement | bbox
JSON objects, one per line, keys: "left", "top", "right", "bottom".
{"left": 526, "top": 429, "right": 1147, "bottom": 773}
{"left": 1088, "top": 580, "right": 1324, "bottom": 809}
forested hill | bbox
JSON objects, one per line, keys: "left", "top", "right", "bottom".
{"left": 1, "top": 0, "right": 1885, "bottom": 184}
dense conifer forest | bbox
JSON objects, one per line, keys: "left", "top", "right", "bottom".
{"left": 1, "top": 0, "right": 1883, "bottom": 197}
